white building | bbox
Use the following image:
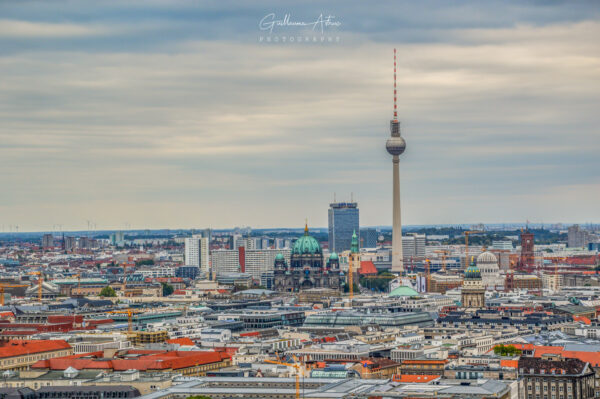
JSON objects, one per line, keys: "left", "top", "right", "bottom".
{"left": 185, "top": 235, "right": 209, "bottom": 275}
{"left": 212, "top": 249, "right": 240, "bottom": 275}
{"left": 402, "top": 234, "right": 425, "bottom": 260}
{"left": 492, "top": 240, "right": 513, "bottom": 250}
{"left": 245, "top": 249, "right": 291, "bottom": 280}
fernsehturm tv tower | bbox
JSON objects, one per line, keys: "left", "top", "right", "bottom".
{"left": 386, "top": 49, "right": 406, "bottom": 274}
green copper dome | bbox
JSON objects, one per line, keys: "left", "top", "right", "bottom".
{"left": 329, "top": 252, "right": 339, "bottom": 260}
{"left": 389, "top": 285, "right": 419, "bottom": 297}
{"left": 292, "top": 224, "right": 322, "bottom": 255}
{"left": 275, "top": 253, "right": 284, "bottom": 261}
{"left": 464, "top": 263, "right": 481, "bottom": 279}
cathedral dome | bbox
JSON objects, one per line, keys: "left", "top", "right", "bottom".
{"left": 329, "top": 252, "right": 338, "bottom": 260}
{"left": 275, "top": 253, "right": 284, "bottom": 261}
{"left": 464, "top": 264, "right": 481, "bottom": 279}
{"left": 292, "top": 225, "right": 322, "bottom": 255}
{"left": 477, "top": 251, "right": 497, "bottom": 265}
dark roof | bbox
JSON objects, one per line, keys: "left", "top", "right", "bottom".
{"left": 0, "top": 387, "right": 35, "bottom": 399}
{"left": 36, "top": 385, "right": 140, "bottom": 395}
{"left": 519, "top": 357, "right": 590, "bottom": 376}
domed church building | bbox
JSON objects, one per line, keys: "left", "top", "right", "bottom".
{"left": 273, "top": 224, "right": 341, "bottom": 292}
{"left": 461, "top": 259, "right": 485, "bottom": 309}
{"left": 477, "top": 250, "right": 502, "bottom": 289}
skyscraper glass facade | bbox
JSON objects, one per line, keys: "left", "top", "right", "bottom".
{"left": 328, "top": 202, "right": 359, "bottom": 253}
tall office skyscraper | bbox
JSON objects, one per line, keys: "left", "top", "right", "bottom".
{"left": 385, "top": 49, "right": 407, "bottom": 274}
{"left": 185, "top": 235, "right": 209, "bottom": 275}
{"left": 328, "top": 201, "right": 359, "bottom": 253}
{"left": 360, "top": 228, "right": 378, "bottom": 248}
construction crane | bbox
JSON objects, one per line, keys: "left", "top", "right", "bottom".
{"left": 434, "top": 250, "right": 450, "bottom": 273}
{"left": 424, "top": 259, "right": 431, "bottom": 292}
{"left": 108, "top": 309, "right": 142, "bottom": 333}
{"left": 0, "top": 284, "right": 28, "bottom": 306}
{"left": 264, "top": 355, "right": 303, "bottom": 399}
{"left": 464, "top": 231, "right": 484, "bottom": 270}
{"left": 73, "top": 274, "right": 81, "bottom": 290}
{"left": 27, "top": 272, "right": 43, "bottom": 302}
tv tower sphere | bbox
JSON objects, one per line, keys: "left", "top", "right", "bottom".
{"left": 386, "top": 134, "right": 406, "bottom": 156}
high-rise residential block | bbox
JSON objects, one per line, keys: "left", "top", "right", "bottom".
{"left": 185, "top": 235, "right": 209, "bottom": 275}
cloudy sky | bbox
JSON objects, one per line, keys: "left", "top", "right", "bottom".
{"left": 1, "top": 0, "right": 599, "bottom": 232}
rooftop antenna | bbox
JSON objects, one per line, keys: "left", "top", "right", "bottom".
{"left": 334, "top": 192, "right": 336, "bottom": 203}
{"left": 351, "top": 192, "right": 354, "bottom": 203}
{"left": 393, "top": 48, "right": 398, "bottom": 121}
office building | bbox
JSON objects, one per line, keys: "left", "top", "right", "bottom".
{"left": 185, "top": 235, "right": 209, "bottom": 275}
{"left": 402, "top": 234, "right": 425, "bottom": 260}
{"left": 492, "top": 240, "right": 513, "bottom": 250}
{"left": 360, "top": 228, "right": 378, "bottom": 248}
{"left": 41, "top": 234, "right": 54, "bottom": 249}
{"left": 245, "top": 249, "right": 291, "bottom": 280}
{"left": 64, "top": 236, "right": 77, "bottom": 251}
{"left": 211, "top": 249, "right": 240, "bottom": 275}
{"left": 110, "top": 231, "right": 125, "bottom": 247}
{"left": 328, "top": 201, "right": 359, "bottom": 253}
{"left": 175, "top": 266, "right": 200, "bottom": 280}
{"left": 569, "top": 224, "right": 590, "bottom": 248}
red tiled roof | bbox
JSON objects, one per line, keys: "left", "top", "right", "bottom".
{"left": 358, "top": 261, "right": 378, "bottom": 275}
{"left": 33, "top": 350, "right": 230, "bottom": 371}
{"left": 573, "top": 315, "right": 592, "bottom": 325}
{"left": 166, "top": 338, "right": 195, "bottom": 346}
{"left": 402, "top": 359, "right": 447, "bottom": 365}
{"left": 393, "top": 374, "right": 440, "bottom": 383}
{"left": 0, "top": 340, "right": 71, "bottom": 358}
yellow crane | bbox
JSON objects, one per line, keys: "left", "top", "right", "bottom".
{"left": 27, "top": 271, "right": 43, "bottom": 302}
{"left": 434, "top": 250, "right": 450, "bottom": 273}
{"left": 108, "top": 309, "right": 142, "bottom": 333}
{"left": 0, "top": 284, "right": 28, "bottom": 306}
{"left": 264, "top": 355, "right": 303, "bottom": 399}
{"left": 464, "top": 231, "right": 484, "bottom": 269}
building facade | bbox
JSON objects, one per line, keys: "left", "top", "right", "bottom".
{"left": 360, "top": 228, "right": 378, "bottom": 248}
{"left": 184, "top": 235, "right": 209, "bottom": 275}
{"left": 518, "top": 356, "right": 595, "bottom": 399}
{"left": 328, "top": 202, "right": 359, "bottom": 253}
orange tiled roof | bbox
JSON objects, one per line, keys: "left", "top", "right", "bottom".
{"left": 0, "top": 340, "right": 71, "bottom": 358}
{"left": 33, "top": 350, "right": 229, "bottom": 371}
{"left": 402, "top": 359, "right": 447, "bottom": 365}
{"left": 573, "top": 316, "right": 592, "bottom": 325}
{"left": 358, "top": 261, "right": 378, "bottom": 275}
{"left": 393, "top": 374, "right": 440, "bottom": 383}
{"left": 166, "top": 338, "right": 195, "bottom": 346}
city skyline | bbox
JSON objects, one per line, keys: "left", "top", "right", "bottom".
{"left": 2, "top": 0, "right": 600, "bottom": 231}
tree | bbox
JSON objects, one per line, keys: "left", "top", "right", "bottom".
{"left": 493, "top": 344, "right": 521, "bottom": 356}
{"left": 162, "top": 283, "right": 174, "bottom": 296}
{"left": 136, "top": 259, "right": 155, "bottom": 267}
{"left": 342, "top": 283, "right": 360, "bottom": 293}
{"left": 100, "top": 286, "right": 116, "bottom": 297}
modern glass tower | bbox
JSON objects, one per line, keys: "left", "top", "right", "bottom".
{"left": 328, "top": 202, "right": 359, "bottom": 253}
